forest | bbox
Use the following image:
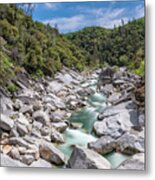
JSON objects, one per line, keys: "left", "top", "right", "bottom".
{"left": 0, "top": 4, "right": 144, "bottom": 89}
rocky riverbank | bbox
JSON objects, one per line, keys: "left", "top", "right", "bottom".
{"left": 0, "top": 67, "right": 145, "bottom": 170}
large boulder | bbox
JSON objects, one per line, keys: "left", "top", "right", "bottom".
{"left": 68, "top": 146, "right": 111, "bottom": 169}
{"left": 118, "top": 153, "right": 145, "bottom": 170}
{"left": 94, "top": 101, "right": 139, "bottom": 138}
{"left": 0, "top": 114, "right": 14, "bottom": 131}
{"left": 39, "top": 141, "right": 65, "bottom": 165}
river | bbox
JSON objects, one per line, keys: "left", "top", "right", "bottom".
{"left": 58, "top": 77, "right": 129, "bottom": 169}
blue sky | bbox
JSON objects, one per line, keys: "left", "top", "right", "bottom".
{"left": 32, "top": 0, "right": 145, "bottom": 33}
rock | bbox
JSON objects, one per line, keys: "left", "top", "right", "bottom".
{"left": 39, "top": 141, "right": 65, "bottom": 165}
{"left": 88, "top": 136, "right": 116, "bottom": 155}
{"left": 10, "top": 146, "right": 21, "bottom": 160}
{"left": 50, "top": 128, "right": 65, "bottom": 143}
{"left": 16, "top": 123, "right": 29, "bottom": 136}
{"left": 21, "top": 154, "right": 35, "bottom": 165}
{"left": 0, "top": 114, "right": 14, "bottom": 131}
{"left": 40, "top": 126, "right": 50, "bottom": 136}
{"left": 50, "top": 111, "right": 65, "bottom": 122}
{"left": 13, "top": 99, "right": 23, "bottom": 111}
{"left": 33, "top": 110, "right": 49, "bottom": 125}
{"left": 2, "top": 145, "right": 12, "bottom": 154}
{"left": 51, "top": 122, "right": 68, "bottom": 133}
{"left": 116, "top": 132, "right": 144, "bottom": 155}
{"left": 118, "top": 153, "right": 145, "bottom": 170}
{"left": 48, "top": 81, "right": 63, "bottom": 94}
{"left": 30, "top": 158, "right": 54, "bottom": 168}
{"left": 20, "top": 105, "right": 33, "bottom": 115}
{"left": 32, "top": 121, "right": 43, "bottom": 130}
{"left": 17, "top": 113, "right": 30, "bottom": 126}
{"left": 68, "top": 146, "right": 111, "bottom": 169}
{"left": 95, "top": 101, "right": 140, "bottom": 138}
{"left": 1, "top": 153, "right": 27, "bottom": 167}
{"left": 94, "top": 115, "right": 126, "bottom": 138}
{"left": 9, "top": 137, "right": 36, "bottom": 149}
{"left": 33, "top": 101, "right": 42, "bottom": 111}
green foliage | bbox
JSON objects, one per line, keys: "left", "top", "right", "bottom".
{"left": 7, "top": 82, "right": 18, "bottom": 93}
{"left": 0, "top": 4, "right": 144, "bottom": 88}
{"left": 66, "top": 18, "right": 145, "bottom": 73}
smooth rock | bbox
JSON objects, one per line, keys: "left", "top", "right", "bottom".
{"left": 1, "top": 153, "right": 27, "bottom": 167}
{"left": 118, "top": 153, "right": 145, "bottom": 170}
{"left": 33, "top": 110, "right": 49, "bottom": 125}
{"left": 30, "top": 158, "right": 54, "bottom": 168}
{"left": 39, "top": 141, "right": 65, "bottom": 165}
{"left": 88, "top": 136, "right": 116, "bottom": 155}
{"left": 68, "top": 146, "right": 111, "bottom": 169}
{"left": 0, "top": 114, "right": 14, "bottom": 131}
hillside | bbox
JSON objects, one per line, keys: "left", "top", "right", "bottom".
{"left": 0, "top": 4, "right": 145, "bottom": 90}
{"left": 0, "top": 4, "right": 88, "bottom": 87}
{"left": 66, "top": 18, "right": 145, "bottom": 75}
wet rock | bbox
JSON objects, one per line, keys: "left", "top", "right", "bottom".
{"left": 68, "top": 146, "right": 111, "bottom": 169}
{"left": 118, "top": 153, "right": 145, "bottom": 170}
{"left": 39, "top": 141, "right": 65, "bottom": 165}
{"left": 32, "top": 110, "right": 49, "bottom": 125}
{"left": 1, "top": 153, "right": 27, "bottom": 167}
{"left": 0, "top": 114, "right": 14, "bottom": 131}
{"left": 88, "top": 136, "right": 116, "bottom": 155}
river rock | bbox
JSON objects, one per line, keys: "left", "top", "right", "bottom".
{"left": 68, "top": 146, "right": 111, "bottom": 169}
{"left": 21, "top": 154, "right": 35, "bottom": 165}
{"left": 0, "top": 114, "right": 14, "bottom": 131}
{"left": 118, "top": 153, "right": 145, "bottom": 170}
{"left": 30, "top": 158, "right": 54, "bottom": 168}
{"left": 51, "top": 122, "right": 68, "bottom": 133}
{"left": 32, "top": 110, "right": 49, "bottom": 125}
{"left": 88, "top": 136, "right": 116, "bottom": 155}
{"left": 10, "top": 146, "right": 21, "bottom": 160}
{"left": 50, "top": 128, "right": 65, "bottom": 143}
{"left": 116, "top": 132, "right": 144, "bottom": 155}
{"left": 1, "top": 153, "right": 27, "bottom": 167}
{"left": 39, "top": 141, "right": 65, "bottom": 165}
{"left": 16, "top": 122, "right": 29, "bottom": 136}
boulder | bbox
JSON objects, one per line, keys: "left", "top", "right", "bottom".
{"left": 50, "top": 128, "right": 65, "bottom": 143}
{"left": 39, "top": 141, "right": 65, "bottom": 165}
{"left": 51, "top": 122, "right": 68, "bottom": 133}
{"left": 1, "top": 153, "right": 27, "bottom": 167}
{"left": 32, "top": 110, "right": 49, "bottom": 125}
{"left": 68, "top": 146, "right": 111, "bottom": 169}
{"left": 116, "top": 132, "right": 144, "bottom": 155}
{"left": 0, "top": 114, "right": 14, "bottom": 131}
{"left": 30, "top": 158, "right": 54, "bottom": 168}
{"left": 16, "top": 123, "right": 29, "bottom": 136}
{"left": 118, "top": 153, "right": 145, "bottom": 170}
{"left": 88, "top": 136, "right": 116, "bottom": 155}
{"left": 21, "top": 154, "right": 35, "bottom": 165}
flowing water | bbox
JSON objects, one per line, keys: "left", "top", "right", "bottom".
{"left": 58, "top": 78, "right": 129, "bottom": 169}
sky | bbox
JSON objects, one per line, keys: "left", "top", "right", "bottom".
{"left": 32, "top": 0, "right": 145, "bottom": 33}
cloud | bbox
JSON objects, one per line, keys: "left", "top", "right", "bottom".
{"left": 43, "top": 15, "right": 87, "bottom": 33}
{"left": 135, "top": 4, "right": 144, "bottom": 19}
{"left": 44, "top": 2, "right": 60, "bottom": 10}
{"left": 42, "top": 2, "right": 144, "bottom": 33}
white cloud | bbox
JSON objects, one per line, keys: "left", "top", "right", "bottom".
{"left": 45, "top": 2, "right": 60, "bottom": 10}
{"left": 42, "top": 2, "right": 144, "bottom": 33}
{"left": 135, "top": 5, "right": 144, "bottom": 18}
{"left": 43, "top": 15, "right": 87, "bottom": 33}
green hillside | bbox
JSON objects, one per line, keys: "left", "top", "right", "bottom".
{"left": 0, "top": 4, "right": 145, "bottom": 88}
{"left": 66, "top": 18, "right": 145, "bottom": 74}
